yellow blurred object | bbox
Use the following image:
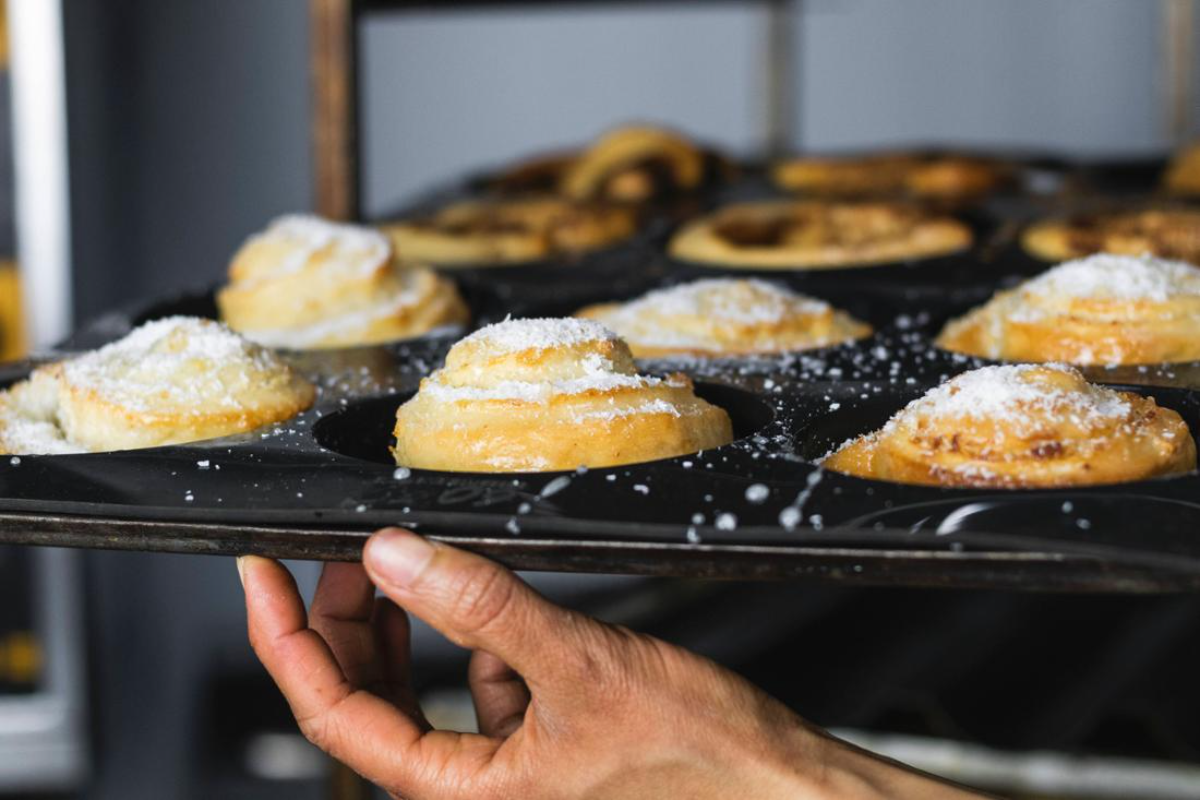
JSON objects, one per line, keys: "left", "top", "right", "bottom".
{"left": 0, "top": 261, "right": 24, "bottom": 360}
{"left": 0, "top": 631, "right": 41, "bottom": 684}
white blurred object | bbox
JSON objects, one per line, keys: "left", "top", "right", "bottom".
{"left": 10, "top": 0, "right": 72, "bottom": 348}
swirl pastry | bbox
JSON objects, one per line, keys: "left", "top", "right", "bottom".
{"left": 936, "top": 253, "right": 1200, "bottom": 365}
{"left": 772, "top": 153, "right": 1010, "bottom": 201}
{"left": 560, "top": 125, "right": 708, "bottom": 203}
{"left": 392, "top": 318, "right": 733, "bottom": 472}
{"left": 218, "top": 215, "right": 468, "bottom": 349}
{"left": 576, "top": 278, "right": 871, "bottom": 358}
{"left": 823, "top": 364, "right": 1195, "bottom": 488}
{"left": 1022, "top": 208, "right": 1200, "bottom": 264}
{"left": 488, "top": 125, "right": 720, "bottom": 203}
{"left": 669, "top": 200, "right": 972, "bottom": 270}
{"left": 383, "top": 197, "right": 637, "bottom": 267}
{"left": 1164, "top": 141, "right": 1200, "bottom": 195}
{"left": 0, "top": 317, "right": 316, "bottom": 454}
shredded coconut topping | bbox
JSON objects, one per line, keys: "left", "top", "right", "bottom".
{"left": 1022, "top": 253, "right": 1200, "bottom": 303}
{"left": 458, "top": 317, "right": 618, "bottom": 354}
{"left": 616, "top": 279, "right": 827, "bottom": 324}
{"left": 62, "top": 316, "right": 291, "bottom": 412}
{"left": 240, "top": 214, "right": 391, "bottom": 285}
{"left": 895, "top": 364, "right": 1129, "bottom": 429}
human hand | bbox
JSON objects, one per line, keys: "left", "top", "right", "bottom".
{"left": 239, "top": 528, "right": 985, "bottom": 799}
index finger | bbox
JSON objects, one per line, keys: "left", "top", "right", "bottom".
{"left": 238, "top": 556, "right": 500, "bottom": 797}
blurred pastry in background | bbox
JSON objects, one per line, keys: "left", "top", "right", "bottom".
{"left": 822, "top": 364, "right": 1195, "bottom": 488}
{"left": 391, "top": 317, "right": 733, "bottom": 472}
{"left": 488, "top": 124, "right": 730, "bottom": 203}
{"left": 772, "top": 152, "right": 1012, "bottom": 202}
{"left": 383, "top": 197, "right": 636, "bottom": 267}
{"left": 218, "top": 215, "right": 468, "bottom": 350}
{"left": 669, "top": 200, "right": 972, "bottom": 270}
{"left": 0, "top": 316, "right": 316, "bottom": 454}
{"left": 1022, "top": 207, "right": 1200, "bottom": 263}
{"left": 576, "top": 278, "right": 871, "bottom": 358}
{"left": 1163, "top": 140, "right": 1200, "bottom": 195}
{"left": 936, "top": 253, "right": 1200, "bottom": 365}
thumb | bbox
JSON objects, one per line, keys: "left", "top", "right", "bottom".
{"left": 363, "top": 528, "right": 590, "bottom": 687}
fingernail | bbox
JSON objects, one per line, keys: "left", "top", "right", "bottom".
{"left": 366, "top": 528, "right": 435, "bottom": 588}
{"left": 236, "top": 556, "right": 248, "bottom": 587}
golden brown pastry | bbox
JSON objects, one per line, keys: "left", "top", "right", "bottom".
{"left": 669, "top": 200, "right": 972, "bottom": 270}
{"left": 392, "top": 318, "right": 733, "bottom": 472}
{"left": 772, "top": 153, "right": 1010, "bottom": 201}
{"left": 488, "top": 125, "right": 717, "bottom": 203}
{"left": 218, "top": 215, "right": 468, "bottom": 349}
{"left": 576, "top": 278, "right": 871, "bottom": 358}
{"left": 560, "top": 125, "right": 707, "bottom": 203}
{"left": 0, "top": 317, "right": 316, "bottom": 454}
{"left": 823, "top": 364, "right": 1195, "bottom": 488}
{"left": 382, "top": 197, "right": 637, "bottom": 267}
{"left": 937, "top": 253, "right": 1200, "bottom": 365}
{"left": 1022, "top": 208, "right": 1200, "bottom": 264}
{"left": 1163, "top": 140, "right": 1200, "bottom": 195}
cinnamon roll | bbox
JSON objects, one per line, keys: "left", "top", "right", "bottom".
{"left": 669, "top": 200, "right": 972, "bottom": 270}
{"left": 392, "top": 318, "right": 733, "bottom": 472}
{"left": 383, "top": 197, "right": 636, "bottom": 267}
{"left": 1164, "top": 140, "right": 1200, "bottom": 196}
{"left": 1022, "top": 208, "right": 1200, "bottom": 264}
{"left": 488, "top": 125, "right": 720, "bottom": 203}
{"left": 0, "top": 317, "right": 316, "bottom": 454}
{"left": 936, "top": 253, "right": 1200, "bottom": 365}
{"left": 823, "top": 364, "right": 1195, "bottom": 488}
{"left": 772, "top": 153, "right": 1010, "bottom": 201}
{"left": 560, "top": 125, "right": 708, "bottom": 203}
{"left": 576, "top": 278, "right": 871, "bottom": 358}
{"left": 218, "top": 215, "right": 468, "bottom": 349}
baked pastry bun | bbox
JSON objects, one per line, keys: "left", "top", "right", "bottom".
{"left": 560, "top": 125, "right": 707, "bottom": 203}
{"left": 392, "top": 318, "right": 733, "bottom": 472}
{"left": 772, "top": 153, "right": 1010, "bottom": 201}
{"left": 823, "top": 364, "right": 1195, "bottom": 488}
{"left": 1163, "top": 140, "right": 1200, "bottom": 195}
{"left": 383, "top": 197, "right": 637, "bottom": 267}
{"left": 1022, "top": 208, "right": 1200, "bottom": 264}
{"left": 669, "top": 200, "right": 972, "bottom": 270}
{"left": 936, "top": 253, "right": 1200, "bottom": 365}
{"left": 488, "top": 125, "right": 719, "bottom": 203}
{"left": 0, "top": 317, "right": 316, "bottom": 454}
{"left": 576, "top": 278, "right": 872, "bottom": 358}
{"left": 218, "top": 215, "right": 468, "bottom": 349}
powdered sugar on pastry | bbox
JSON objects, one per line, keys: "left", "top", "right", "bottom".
{"left": 893, "top": 364, "right": 1129, "bottom": 434}
{"left": 458, "top": 317, "right": 618, "bottom": 355}
{"left": 64, "top": 316, "right": 292, "bottom": 412}
{"left": 1020, "top": 253, "right": 1200, "bottom": 303}
{"left": 239, "top": 215, "right": 390, "bottom": 286}
{"left": 0, "top": 317, "right": 315, "bottom": 454}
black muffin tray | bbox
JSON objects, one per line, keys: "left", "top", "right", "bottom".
{"left": 9, "top": 153, "right": 1200, "bottom": 592}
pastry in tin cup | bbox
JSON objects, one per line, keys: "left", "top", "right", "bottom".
{"left": 1021, "top": 208, "right": 1200, "bottom": 264}
{"left": 823, "top": 364, "right": 1195, "bottom": 489}
{"left": 1163, "top": 140, "right": 1200, "bottom": 196}
{"left": 772, "top": 152, "right": 1011, "bottom": 201}
{"left": 0, "top": 316, "right": 316, "bottom": 454}
{"left": 576, "top": 278, "right": 872, "bottom": 358}
{"left": 382, "top": 197, "right": 637, "bottom": 267}
{"left": 936, "top": 253, "right": 1200, "bottom": 365}
{"left": 669, "top": 200, "right": 972, "bottom": 270}
{"left": 218, "top": 215, "right": 468, "bottom": 350}
{"left": 392, "top": 318, "right": 733, "bottom": 472}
